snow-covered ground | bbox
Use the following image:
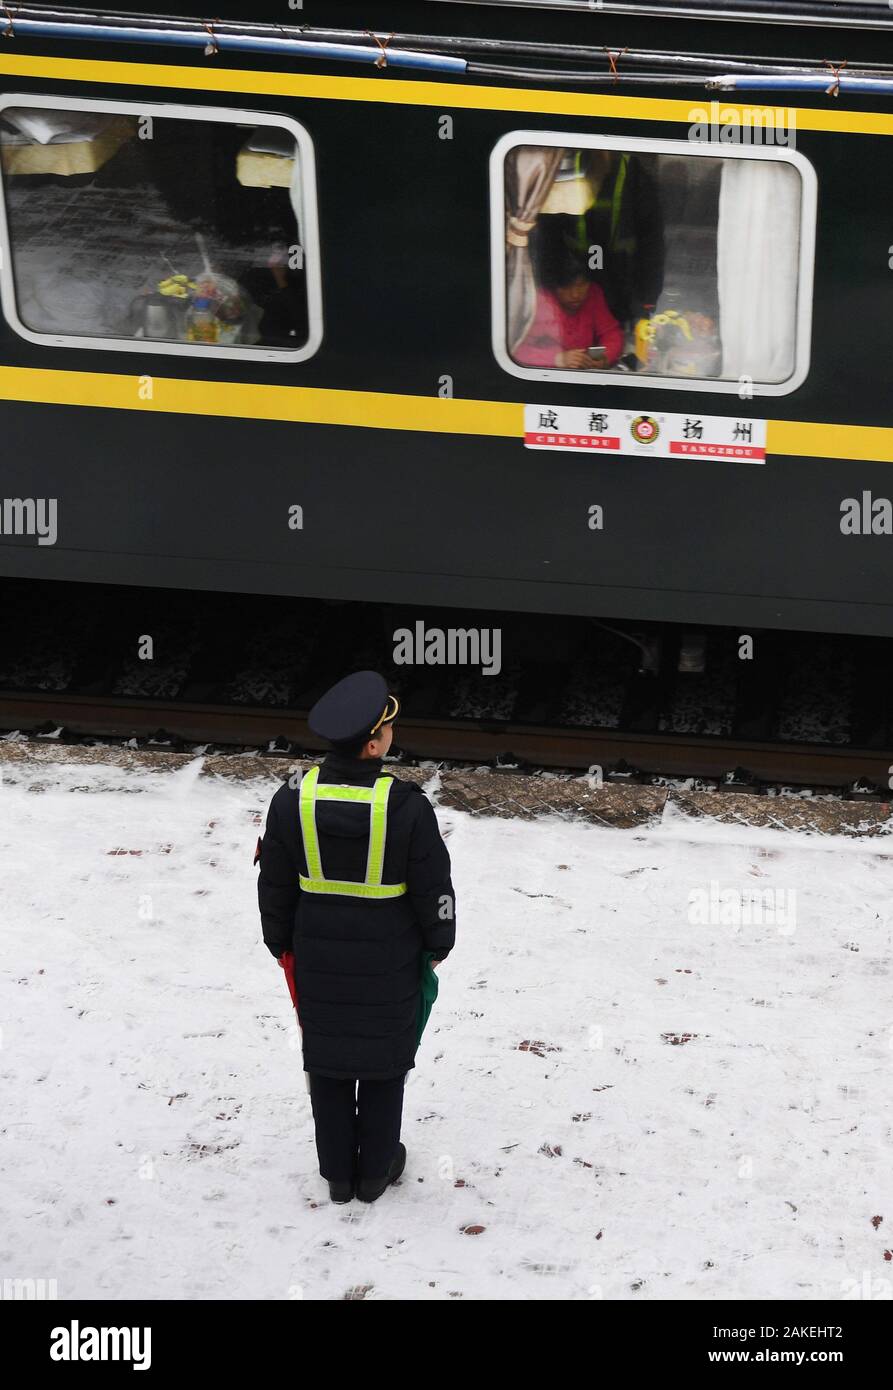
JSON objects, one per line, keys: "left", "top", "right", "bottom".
{"left": 1, "top": 755, "right": 891, "bottom": 1302}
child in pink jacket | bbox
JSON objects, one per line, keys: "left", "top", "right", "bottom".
{"left": 514, "top": 253, "right": 624, "bottom": 370}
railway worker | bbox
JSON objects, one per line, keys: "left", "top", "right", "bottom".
{"left": 256, "top": 671, "right": 456, "bottom": 1204}
{"left": 579, "top": 150, "right": 665, "bottom": 328}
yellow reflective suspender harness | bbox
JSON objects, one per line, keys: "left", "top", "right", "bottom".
{"left": 574, "top": 152, "right": 633, "bottom": 256}
{"left": 298, "top": 765, "right": 408, "bottom": 900}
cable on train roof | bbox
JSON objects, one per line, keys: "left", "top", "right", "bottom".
{"left": 20, "top": 13, "right": 892, "bottom": 78}
{"left": 708, "top": 70, "right": 893, "bottom": 93}
{"left": 0, "top": 13, "right": 471, "bottom": 73}
{"left": 434, "top": 0, "right": 893, "bottom": 32}
{"left": 3, "top": 5, "right": 893, "bottom": 87}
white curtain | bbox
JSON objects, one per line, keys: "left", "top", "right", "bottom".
{"left": 717, "top": 159, "right": 801, "bottom": 384}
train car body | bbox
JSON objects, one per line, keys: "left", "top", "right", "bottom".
{"left": 1, "top": 1, "right": 892, "bottom": 634}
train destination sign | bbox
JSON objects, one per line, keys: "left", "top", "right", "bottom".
{"left": 524, "top": 407, "right": 767, "bottom": 463}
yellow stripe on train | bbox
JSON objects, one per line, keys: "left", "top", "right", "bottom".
{"left": 2, "top": 364, "right": 893, "bottom": 462}
{"left": 0, "top": 52, "right": 892, "bottom": 138}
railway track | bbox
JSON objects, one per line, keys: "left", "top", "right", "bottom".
{"left": 1, "top": 689, "right": 890, "bottom": 794}
{"left": 4, "top": 580, "right": 893, "bottom": 794}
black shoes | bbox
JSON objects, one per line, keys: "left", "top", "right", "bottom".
{"left": 356, "top": 1143, "right": 407, "bottom": 1204}
{"left": 326, "top": 1144, "right": 407, "bottom": 1203}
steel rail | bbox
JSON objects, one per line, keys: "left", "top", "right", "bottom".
{"left": 1, "top": 690, "right": 889, "bottom": 790}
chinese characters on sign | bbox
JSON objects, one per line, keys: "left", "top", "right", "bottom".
{"left": 524, "top": 406, "right": 767, "bottom": 462}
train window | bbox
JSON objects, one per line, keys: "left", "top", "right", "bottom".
{"left": 0, "top": 96, "right": 321, "bottom": 363}
{"left": 491, "top": 131, "right": 816, "bottom": 396}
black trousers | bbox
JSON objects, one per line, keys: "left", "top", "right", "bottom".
{"left": 307, "top": 1072, "right": 406, "bottom": 1182}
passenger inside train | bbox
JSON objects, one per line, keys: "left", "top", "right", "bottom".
{"left": 512, "top": 247, "right": 624, "bottom": 369}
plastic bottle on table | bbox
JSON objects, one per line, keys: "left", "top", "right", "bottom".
{"left": 186, "top": 296, "right": 220, "bottom": 345}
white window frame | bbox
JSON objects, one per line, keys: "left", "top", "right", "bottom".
{"left": 490, "top": 128, "right": 817, "bottom": 397}
{"left": 0, "top": 93, "right": 323, "bottom": 363}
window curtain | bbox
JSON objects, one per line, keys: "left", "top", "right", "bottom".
{"left": 505, "top": 145, "right": 564, "bottom": 356}
{"left": 716, "top": 159, "right": 801, "bottom": 384}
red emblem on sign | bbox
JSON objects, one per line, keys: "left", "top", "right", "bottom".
{"left": 631, "top": 415, "right": 660, "bottom": 445}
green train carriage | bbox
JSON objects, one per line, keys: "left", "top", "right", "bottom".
{"left": 0, "top": 1, "right": 892, "bottom": 635}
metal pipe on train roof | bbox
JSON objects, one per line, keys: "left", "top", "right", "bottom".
{"left": 437, "top": 0, "right": 893, "bottom": 30}
{"left": 237, "top": 26, "right": 893, "bottom": 78}
{"left": 0, "top": 17, "right": 470, "bottom": 72}
{"left": 709, "top": 73, "right": 893, "bottom": 92}
{"left": 10, "top": 11, "right": 893, "bottom": 71}
{"left": 5, "top": 8, "right": 893, "bottom": 88}
{"left": 467, "top": 63, "right": 715, "bottom": 83}
{"left": 0, "top": 11, "right": 844, "bottom": 72}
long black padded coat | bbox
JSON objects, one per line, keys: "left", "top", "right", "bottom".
{"left": 257, "top": 751, "right": 456, "bottom": 1080}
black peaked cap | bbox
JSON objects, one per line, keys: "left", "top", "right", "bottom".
{"left": 307, "top": 670, "right": 398, "bottom": 745}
